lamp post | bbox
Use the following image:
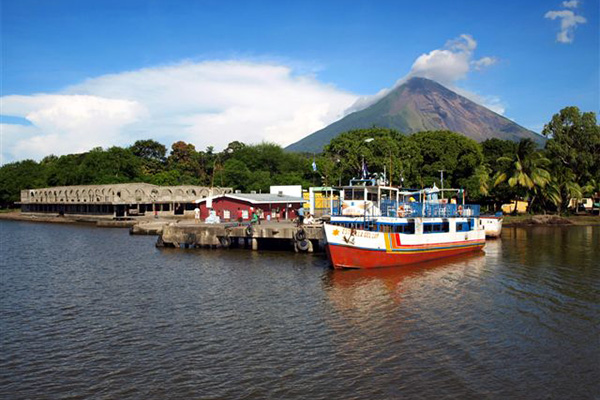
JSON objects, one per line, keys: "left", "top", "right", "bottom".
{"left": 336, "top": 158, "right": 341, "bottom": 186}
{"left": 362, "top": 138, "right": 374, "bottom": 180}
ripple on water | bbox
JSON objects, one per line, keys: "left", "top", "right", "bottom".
{"left": 1, "top": 221, "right": 599, "bottom": 399}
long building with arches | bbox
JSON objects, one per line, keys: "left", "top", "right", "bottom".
{"left": 19, "top": 183, "right": 232, "bottom": 218}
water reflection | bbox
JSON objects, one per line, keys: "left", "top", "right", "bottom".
{"left": 499, "top": 227, "right": 600, "bottom": 310}
{"left": 2, "top": 221, "right": 598, "bottom": 399}
{"left": 502, "top": 226, "right": 599, "bottom": 267}
{"left": 322, "top": 251, "right": 486, "bottom": 311}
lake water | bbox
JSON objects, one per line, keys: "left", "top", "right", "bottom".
{"left": 1, "top": 221, "right": 598, "bottom": 399}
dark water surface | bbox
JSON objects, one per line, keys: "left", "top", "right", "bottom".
{"left": 1, "top": 221, "right": 598, "bottom": 399}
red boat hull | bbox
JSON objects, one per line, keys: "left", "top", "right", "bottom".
{"left": 327, "top": 241, "right": 485, "bottom": 269}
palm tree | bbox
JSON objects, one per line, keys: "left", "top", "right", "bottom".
{"left": 493, "top": 139, "right": 552, "bottom": 210}
{"left": 474, "top": 164, "right": 491, "bottom": 196}
{"left": 545, "top": 167, "right": 583, "bottom": 214}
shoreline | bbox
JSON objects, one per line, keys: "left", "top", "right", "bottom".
{"left": 2, "top": 210, "right": 599, "bottom": 227}
{"left": 0, "top": 211, "right": 171, "bottom": 230}
{"left": 502, "top": 214, "right": 600, "bottom": 227}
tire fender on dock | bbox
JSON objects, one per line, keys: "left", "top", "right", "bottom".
{"left": 219, "top": 236, "right": 232, "bottom": 248}
{"left": 295, "top": 228, "right": 306, "bottom": 241}
{"left": 297, "top": 239, "right": 310, "bottom": 252}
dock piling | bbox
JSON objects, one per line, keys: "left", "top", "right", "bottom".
{"left": 156, "top": 221, "right": 324, "bottom": 253}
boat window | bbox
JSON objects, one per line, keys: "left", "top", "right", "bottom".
{"left": 344, "top": 189, "right": 365, "bottom": 201}
{"left": 456, "top": 222, "right": 472, "bottom": 232}
{"left": 367, "top": 192, "right": 378, "bottom": 202}
{"left": 424, "top": 222, "right": 449, "bottom": 233}
{"left": 378, "top": 224, "right": 392, "bottom": 233}
{"left": 393, "top": 222, "right": 415, "bottom": 234}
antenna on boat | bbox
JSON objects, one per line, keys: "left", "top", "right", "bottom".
{"left": 438, "top": 170, "right": 445, "bottom": 200}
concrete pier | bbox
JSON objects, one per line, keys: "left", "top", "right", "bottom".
{"left": 156, "top": 221, "right": 324, "bottom": 252}
{"left": 0, "top": 211, "right": 325, "bottom": 253}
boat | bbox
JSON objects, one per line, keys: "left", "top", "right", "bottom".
{"left": 479, "top": 214, "right": 503, "bottom": 238}
{"left": 324, "top": 180, "right": 485, "bottom": 269}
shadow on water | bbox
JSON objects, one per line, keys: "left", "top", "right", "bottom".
{"left": 322, "top": 251, "right": 486, "bottom": 298}
{"left": 319, "top": 252, "right": 489, "bottom": 333}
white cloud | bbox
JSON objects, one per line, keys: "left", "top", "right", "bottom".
{"left": 345, "top": 34, "right": 504, "bottom": 115}
{"left": 561, "top": 0, "right": 579, "bottom": 8}
{"left": 545, "top": 8, "right": 586, "bottom": 44}
{"left": 1, "top": 61, "right": 356, "bottom": 162}
{"left": 407, "top": 34, "right": 477, "bottom": 85}
{"left": 472, "top": 56, "right": 498, "bottom": 70}
{"left": 2, "top": 95, "right": 146, "bottom": 161}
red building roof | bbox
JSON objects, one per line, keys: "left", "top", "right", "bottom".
{"left": 196, "top": 193, "right": 304, "bottom": 205}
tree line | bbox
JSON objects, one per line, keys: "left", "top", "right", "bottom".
{"left": 1, "top": 106, "right": 598, "bottom": 214}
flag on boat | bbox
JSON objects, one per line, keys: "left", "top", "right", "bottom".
{"left": 312, "top": 159, "right": 317, "bottom": 172}
{"left": 361, "top": 159, "right": 368, "bottom": 179}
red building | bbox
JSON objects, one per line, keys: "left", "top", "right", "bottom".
{"left": 195, "top": 193, "right": 304, "bottom": 222}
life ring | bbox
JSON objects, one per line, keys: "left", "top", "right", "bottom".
{"left": 398, "top": 205, "right": 405, "bottom": 217}
{"left": 297, "top": 239, "right": 310, "bottom": 251}
{"left": 219, "top": 236, "right": 231, "bottom": 248}
{"left": 245, "top": 225, "right": 254, "bottom": 236}
{"left": 458, "top": 205, "right": 463, "bottom": 216}
{"left": 295, "top": 229, "right": 306, "bottom": 241}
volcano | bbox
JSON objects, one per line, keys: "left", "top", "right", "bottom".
{"left": 286, "top": 77, "right": 544, "bottom": 153}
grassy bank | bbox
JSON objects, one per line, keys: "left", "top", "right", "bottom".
{"left": 503, "top": 214, "right": 600, "bottom": 226}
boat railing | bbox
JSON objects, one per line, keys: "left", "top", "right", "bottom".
{"left": 376, "top": 200, "right": 480, "bottom": 218}
{"left": 331, "top": 199, "right": 480, "bottom": 218}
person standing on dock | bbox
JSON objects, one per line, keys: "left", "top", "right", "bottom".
{"left": 297, "top": 206, "right": 305, "bottom": 225}
{"left": 237, "top": 207, "right": 243, "bottom": 225}
{"left": 194, "top": 207, "right": 200, "bottom": 223}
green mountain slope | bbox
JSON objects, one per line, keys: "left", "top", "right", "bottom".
{"left": 286, "top": 77, "right": 545, "bottom": 153}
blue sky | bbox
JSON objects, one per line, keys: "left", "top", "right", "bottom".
{"left": 1, "top": 0, "right": 598, "bottom": 162}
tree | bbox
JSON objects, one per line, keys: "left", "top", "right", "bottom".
{"left": 223, "top": 141, "right": 246, "bottom": 157}
{"left": 542, "top": 106, "right": 600, "bottom": 188}
{"left": 481, "top": 138, "right": 520, "bottom": 208}
{"left": 167, "top": 141, "right": 205, "bottom": 183}
{"left": 481, "top": 138, "right": 518, "bottom": 173}
{"left": 130, "top": 139, "right": 167, "bottom": 162}
{"left": 79, "top": 147, "right": 142, "bottom": 184}
{"left": 219, "top": 158, "right": 251, "bottom": 191}
{"left": 323, "top": 127, "right": 409, "bottom": 186}
{"left": 129, "top": 139, "right": 167, "bottom": 175}
{"left": 0, "top": 160, "right": 46, "bottom": 207}
{"left": 408, "top": 131, "right": 483, "bottom": 190}
{"left": 493, "top": 139, "right": 552, "bottom": 210}
{"left": 315, "top": 155, "right": 343, "bottom": 187}
{"left": 44, "top": 153, "right": 87, "bottom": 186}
{"left": 542, "top": 107, "right": 600, "bottom": 212}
